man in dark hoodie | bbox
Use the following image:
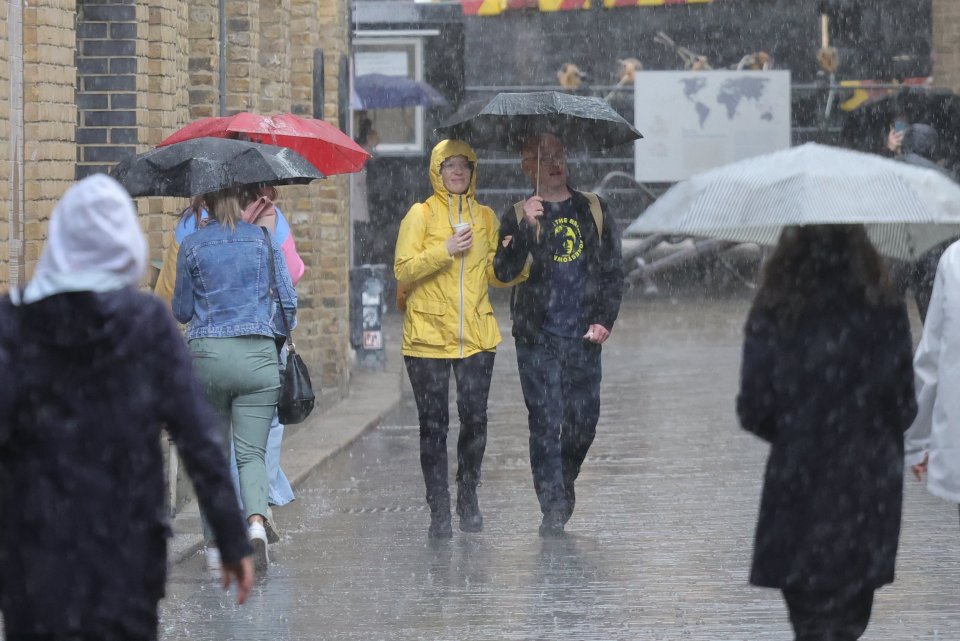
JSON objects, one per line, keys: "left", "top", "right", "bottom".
{"left": 889, "top": 123, "right": 957, "bottom": 321}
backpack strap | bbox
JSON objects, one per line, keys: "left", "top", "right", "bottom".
{"left": 583, "top": 191, "right": 603, "bottom": 239}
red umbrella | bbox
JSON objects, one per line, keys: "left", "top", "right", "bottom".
{"left": 157, "top": 112, "right": 370, "bottom": 176}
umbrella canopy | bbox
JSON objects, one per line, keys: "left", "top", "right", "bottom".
{"left": 434, "top": 91, "right": 642, "bottom": 152}
{"left": 625, "top": 142, "right": 960, "bottom": 261}
{"left": 353, "top": 74, "right": 448, "bottom": 110}
{"left": 157, "top": 112, "right": 369, "bottom": 176}
{"left": 110, "top": 137, "right": 324, "bottom": 198}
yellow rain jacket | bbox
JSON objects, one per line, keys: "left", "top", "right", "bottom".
{"left": 395, "top": 140, "right": 517, "bottom": 359}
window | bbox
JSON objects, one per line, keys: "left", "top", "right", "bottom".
{"left": 353, "top": 38, "right": 425, "bottom": 154}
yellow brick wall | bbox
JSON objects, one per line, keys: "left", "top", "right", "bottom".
{"left": 259, "top": 0, "right": 292, "bottom": 114}
{"left": 1, "top": 0, "right": 354, "bottom": 396}
{"left": 0, "top": 0, "right": 10, "bottom": 286}
{"left": 313, "top": 0, "right": 352, "bottom": 394}
{"left": 933, "top": 0, "right": 960, "bottom": 92}
{"left": 139, "top": 0, "right": 192, "bottom": 281}
{"left": 188, "top": 0, "right": 221, "bottom": 119}
{"left": 225, "top": 0, "right": 261, "bottom": 113}
{"left": 21, "top": 0, "right": 77, "bottom": 281}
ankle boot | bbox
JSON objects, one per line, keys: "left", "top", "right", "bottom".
{"left": 456, "top": 482, "right": 483, "bottom": 533}
{"left": 428, "top": 505, "right": 453, "bottom": 539}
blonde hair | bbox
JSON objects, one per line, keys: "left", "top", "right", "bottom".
{"left": 205, "top": 187, "right": 246, "bottom": 230}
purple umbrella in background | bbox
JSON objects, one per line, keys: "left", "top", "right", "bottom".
{"left": 353, "top": 74, "right": 448, "bottom": 110}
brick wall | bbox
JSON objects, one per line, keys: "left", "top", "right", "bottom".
{"left": 75, "top": 0, "right": 139, "bottom": 180}
{"left": 22, "top": 0, "right": 77, "bottom": 277}
{"left": 933, "top": 0, "right": 960, "bottom": 91}
{"left": 1, "top": 0, "right": 354, "bottom": 400}
{"left": 187, "top": 0, "right": 221, "bottom": 119}
{"left": 139, "top": 0, "right": 192, "bottom": 261}
{"left": 225, "top": 0, "right": 261, "bottom": 113}
{"left": 0, "top": 0, "right": 10, "bottom": 286}
{"left": 259, "top": 0, "right": 291, "bottom": 114}
{"left": 313, "top": 0, "right": 352, "bottom": 394}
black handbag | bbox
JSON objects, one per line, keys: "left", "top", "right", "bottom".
{"left": 262, "top": 227, "right": 316, "bottom": 424}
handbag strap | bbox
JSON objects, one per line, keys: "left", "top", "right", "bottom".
{"left": 261, "top": 226, "right": 295, "bottom": 351}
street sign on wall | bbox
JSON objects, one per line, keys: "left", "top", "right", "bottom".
{"left": 634, "top": 70, "right": 791, "bottom": 182}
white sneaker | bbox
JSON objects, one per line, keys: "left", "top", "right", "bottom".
{"left": 204, "top": 546, "right": 222, "bottom": 572}
{"left": 248, "top": 522, "right": 269, "bottom": 571}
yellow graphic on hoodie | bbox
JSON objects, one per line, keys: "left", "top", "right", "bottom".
{"left": 552, "top": 217, "right": 583, "bottom": 264}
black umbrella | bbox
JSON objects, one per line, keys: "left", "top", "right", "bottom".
{"left": 110, "top": 137, "right": 324, "bottom": 198}
{"left": 434, "top": 91, "right": 643, "bottom": 153}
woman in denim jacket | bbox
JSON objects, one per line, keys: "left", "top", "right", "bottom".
{"left": 172, "top": 186, "right": 297, "bottom": 571}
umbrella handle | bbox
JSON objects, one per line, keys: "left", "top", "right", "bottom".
{"left": 535, "top": 146, "right": 541, "bottom": 242}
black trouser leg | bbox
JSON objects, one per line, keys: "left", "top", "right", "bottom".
{"left": 452, "top": 351, "right": 495, "bottom": 487}
{"left": 782, "top": 585, "right": 874, "bottom": 641}
{"left": 404, "top": 356, "right": 452, "bottom": 515}
{"left": 517, "top": 335, "right": 566, "bottom": 515}
{"left": 559, "top": 338, "right": 602, "bottom": 512}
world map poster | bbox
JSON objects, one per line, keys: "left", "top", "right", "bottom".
{"left": 633, "top": 70, "right": 791, "bottom": 182}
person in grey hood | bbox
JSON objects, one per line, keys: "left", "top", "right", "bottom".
{"left": 0, "top": 174, "right": 253, "bottom": 641}
{"left": 899, "top": 123, "right": 954, "bottom": 178}
{"left": 890, "top": 123, "right": 958, "bottom": 321}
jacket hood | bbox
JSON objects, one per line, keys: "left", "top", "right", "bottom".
{"left": 429, "top": 139, "right": 479, "bottom": 200}
{"left": 902, "top": 123, "right": 938, "bottom": 159}
{"left": 18, "top": 174, "right": 147, "bottom": 305}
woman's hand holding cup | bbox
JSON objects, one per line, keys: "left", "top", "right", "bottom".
{"left": 446, "top": 223, "right": 473, "bottom": 255}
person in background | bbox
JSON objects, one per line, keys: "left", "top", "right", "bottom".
{"left": 351, "top": 115, "right": 380, "bottom": 265}
{"left": 172, "top": 185, "right": 297, "bottom": 571}
{"left": 395, "top": 139, "right": 516, "bottom": 539}
{"left": 737, "top": 225, "right": 916, "bottom": 640}
{"left": 904, "top": 238, "right": 960, "bottom": 530}
{"left": 156, "top": 186, "right": 302, "bottom": 539}
{"left": 494, "top": 132, "right": 624, "bottom": 538}
{"left": 0, "top": 174, "right": 253, "bottom": 641}
{"left": 886, "top": 122, "right": 957, "bottom": 321}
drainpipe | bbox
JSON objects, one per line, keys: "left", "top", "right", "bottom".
{"left": 8, "top": 0, "right": 25, "bottom": 288}
{"left": 218, "top": 0, "right": 227, "bottom": 115}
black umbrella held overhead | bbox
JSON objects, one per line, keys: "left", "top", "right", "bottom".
{"left": 110, "top": 137, "right": 324, "bottom": 198}
{"left": 434, "top": 91, "right": 643, "bottom": 153}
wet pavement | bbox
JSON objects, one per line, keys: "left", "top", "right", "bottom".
{"left": 160, "top": 295, "right": 960, "bottom": 640}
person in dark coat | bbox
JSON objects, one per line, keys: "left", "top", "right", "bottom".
{"left": 736, "top": 224, "right": 917, "bottom": 640}
{"left": 0, "top": 174, "right": 253, "bottom": 641}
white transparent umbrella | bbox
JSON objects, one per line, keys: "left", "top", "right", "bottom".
{"left": 625, "top": 142, "right": 960, "bottom": 260}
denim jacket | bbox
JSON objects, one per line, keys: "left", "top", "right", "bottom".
{"left": 172, "top": 220, "right": 297, "bottom": 340}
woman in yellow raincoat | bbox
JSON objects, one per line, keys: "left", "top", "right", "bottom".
{"left": 395, "top": 139, "right": 519, "bottom": 539}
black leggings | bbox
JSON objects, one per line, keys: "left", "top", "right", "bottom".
{"left": 404, "top": 351, "right": 495, "bottom": 510}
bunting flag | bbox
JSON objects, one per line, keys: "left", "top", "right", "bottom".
{"left": 461, "top": 0, "right": 702, "bottom": 15}
{"left": 604, "top": 0, "right": 712, "bottom": 7}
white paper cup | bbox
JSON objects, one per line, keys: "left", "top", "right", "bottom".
{"left": 453, "top": 223, "right": 471, "bottom": 234}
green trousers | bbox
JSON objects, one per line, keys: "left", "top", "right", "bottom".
{"left": 189, "top": 336, "right": 280, "bottom": 538}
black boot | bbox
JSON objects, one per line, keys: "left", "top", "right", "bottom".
{"left": 539, "top": 510, "right": 565, "bottom": 538}
{"left": 456, "top": 482, "right": 483, "bottom": 533}
{"left": 428, "top": 504, "right": 453, "bottom": 540}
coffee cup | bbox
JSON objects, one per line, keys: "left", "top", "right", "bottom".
{"left": 453, "top": 222, "right": 471, "bottom": 235}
